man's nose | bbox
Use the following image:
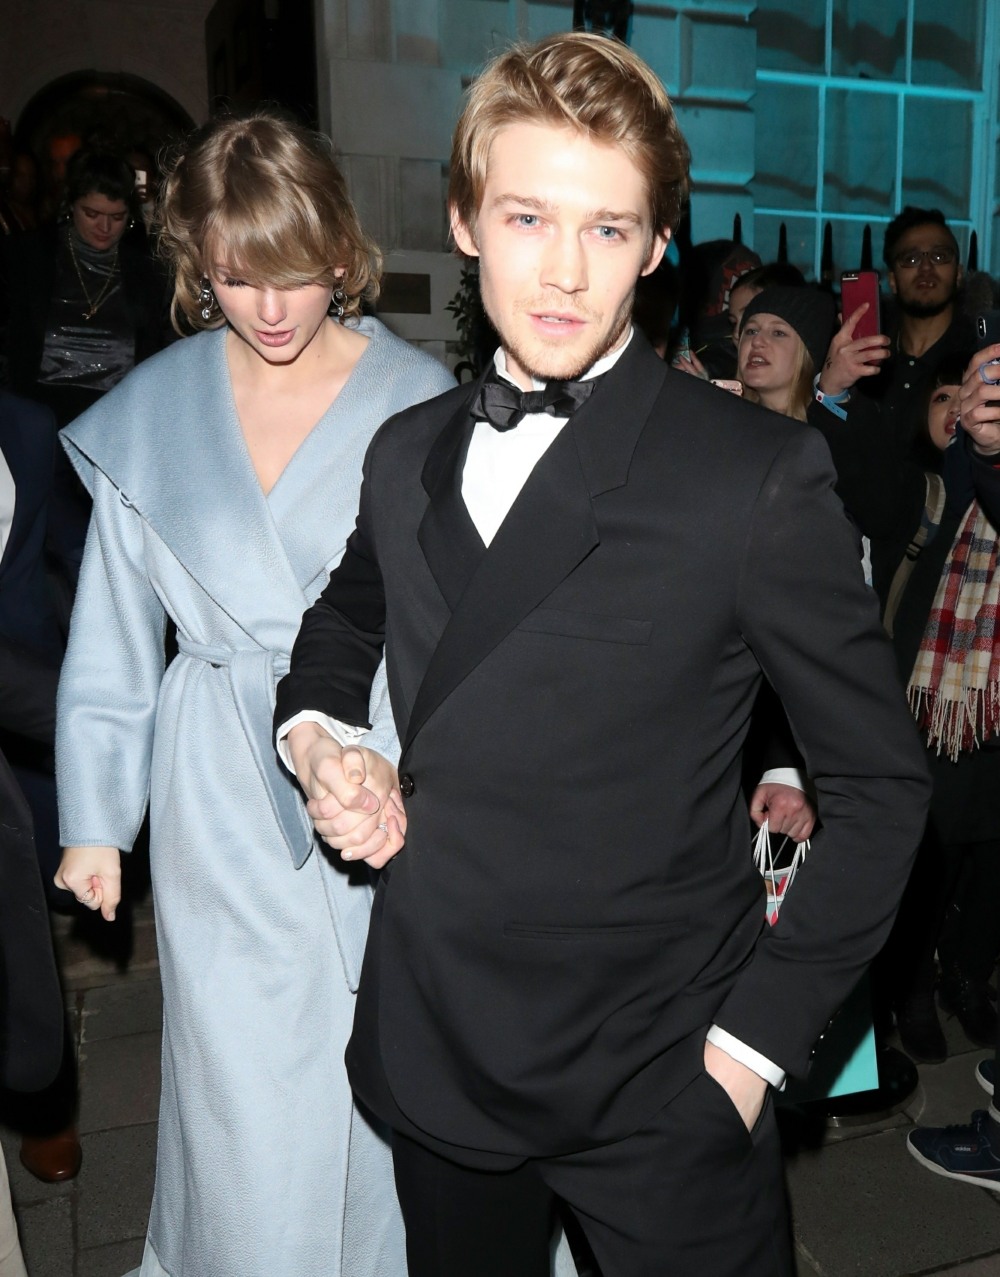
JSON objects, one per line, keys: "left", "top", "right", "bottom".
{"left": 540, "top": 232, "right": 587, "bottom": 294}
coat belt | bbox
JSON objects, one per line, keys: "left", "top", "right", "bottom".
{"left": 175, "top": 637, "right": 314, "bottom": 865}
{"left": 174, "top": 636, "right": 372, "bottom": 990}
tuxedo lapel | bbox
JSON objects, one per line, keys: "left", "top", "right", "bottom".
{"left": 416, "top": 384, "right": 486, "bottom": 611}
{"left": 61, "top": 331, "right": 310, "bottom": 645}
{"left": 402, "top": 335, "right": 668, "bottom": 753}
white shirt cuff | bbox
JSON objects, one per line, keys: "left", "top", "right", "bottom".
{"left": 759, "top": 767, "right": 806, "bottom": 792}
{"left": 707, "top": 1025, "right": 786, "bottom": 1089}
{"left": 275, "top": 711, "right": 369, "bottom": 772}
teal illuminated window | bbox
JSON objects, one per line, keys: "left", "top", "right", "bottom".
{"left": 751, "top": 0, "right": 995, "bottom": 276}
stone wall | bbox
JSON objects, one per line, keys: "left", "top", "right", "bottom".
{"left": 2, "top": 0, "right": 217, "bottom": 127}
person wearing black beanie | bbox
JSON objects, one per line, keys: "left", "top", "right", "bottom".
{"left": 738, "top": 286, "right": 837, "bottom": 419}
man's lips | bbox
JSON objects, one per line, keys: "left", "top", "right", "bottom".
{"left": 530, "top": 312, "right": 586, "bottom": 327}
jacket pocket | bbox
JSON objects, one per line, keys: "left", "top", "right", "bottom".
{"left": 515, "top": 608, "right": 652, "bottom": 645}
{"left": 503, "top": 920, "right": 683, "bottom": 940}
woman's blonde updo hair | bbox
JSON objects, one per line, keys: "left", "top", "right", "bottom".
{"left": 158, "top": 111, "right": 381, "bottom": 332}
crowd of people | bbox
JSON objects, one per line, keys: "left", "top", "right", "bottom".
{"left": 0, "top": 27, "right": 999, "bottom": 1277}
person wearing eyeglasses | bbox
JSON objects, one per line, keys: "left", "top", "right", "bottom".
{"left": 864, "top": 207, "right": 976, "bottom": 455}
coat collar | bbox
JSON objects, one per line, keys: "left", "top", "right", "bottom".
{"left": 62, "top": 329, "right": 310, "bottom": 647}
{"left": 403, "top": 332, "right": 667, "bottom": 752}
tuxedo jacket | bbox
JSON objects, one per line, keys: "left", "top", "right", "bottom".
{"left": 276, "top": 333, "right": 930, "bottom": 1165}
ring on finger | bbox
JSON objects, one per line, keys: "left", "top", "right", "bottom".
{"left": 377, "top": 822, "right": 388, "bottom": 834}
{"left": 979, "top": 358, "right": 1000, "bottom": 385}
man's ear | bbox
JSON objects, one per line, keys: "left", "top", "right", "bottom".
{"left": 450, "top": 204, "right": 479, "bottom": 259}
{"left": 887, "top": 269, "right": 898, "bottom": 298}
{"left": 640, "top": 227, "right": 670, "bottom": 278}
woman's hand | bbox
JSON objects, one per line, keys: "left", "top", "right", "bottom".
{"left": 959, "top": 343, "right": 1000, "bottom": 456}
{"left": 286, "top": 722, "right": 405, "bottom": 868}
{"left": 55, "top": 846, "right": 122, "bottom": 921}
{"left": 671, "top": 347, "right": 709, "bottom": 379}
{"left": 817, "top": 304, "right": 890, "bottom": 398}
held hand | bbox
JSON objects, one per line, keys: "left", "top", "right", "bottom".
{"left": 704, "top": 1039, "right": 768, "bottom": 1133}
{"left": 286, "top": 722, "right": 405, "bottom": 866}
{"left": 748, "top": 783, "right": 816, "bottom": 842}
{"left": 55, "top": 845, "right": 122, "bottom": 922}
{"left": 817, "top": 305, "right": 890, "bottom": 397}
{"left": 671, "top": 348, "right": 709, "bottom": 380}
{"left": 959, "top": 343, "right": 1000, "bottom": 456}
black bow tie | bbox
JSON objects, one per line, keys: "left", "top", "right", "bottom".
{"left": 471, "top": 370, "right": 603, "bottom": 432}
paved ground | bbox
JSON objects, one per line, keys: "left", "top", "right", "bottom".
{"left": 6, "top": 892, "right": 1000, "bottom": 1277}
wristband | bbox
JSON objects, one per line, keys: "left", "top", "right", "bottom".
{"left": 813, "top": 377, "right": 850, "bottom": 406}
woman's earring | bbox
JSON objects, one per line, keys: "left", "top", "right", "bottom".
{"left": 199, "top": 277, "right": 216, "bottom": 321}
{"left": 329, "top": 286, "right": 346, "bottom": 320}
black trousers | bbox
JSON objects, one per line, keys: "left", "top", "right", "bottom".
{"left": 392, "top": 1070, "right": 793, "bottom": 1277}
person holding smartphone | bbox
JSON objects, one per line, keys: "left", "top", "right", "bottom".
{"left": 863, "top": 207, "right": 975, "bottom": 453}
{"left": 904, "top": 344, "right": 1000, "bottom": 1188}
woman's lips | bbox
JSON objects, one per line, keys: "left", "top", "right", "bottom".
{"left": 255, "top": 329, "right": 295, "bottom": 347}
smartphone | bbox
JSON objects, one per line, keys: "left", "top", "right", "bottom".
{"left": 976, "top": 310, "right": 1000, "bottom": 347}
{"left": 134, "top": 169, "right": 147, "bottom": 188}
{"left": 710, "top": 379, "right": 743, "bottom": 396}
{"left": 840, "top": 271, "right": 881, "bottom": 340}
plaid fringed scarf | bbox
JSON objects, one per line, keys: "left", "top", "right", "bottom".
{"left": 908, "top": 501, "right": 1000, "bottom": 761}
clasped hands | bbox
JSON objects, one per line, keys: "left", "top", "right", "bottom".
{"left": 286, "top": 721, "right": 406, "bottom": 868}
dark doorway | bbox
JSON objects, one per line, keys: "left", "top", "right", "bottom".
{"left": 14, "top": 71, "right": 194, "bottom": 222}
{"left": 206, "top": 0, "right": 318, "bottom": 126}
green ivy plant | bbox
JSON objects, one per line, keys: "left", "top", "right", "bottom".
{"left": 446, "top": 260, "right": 486, "bottom": 380}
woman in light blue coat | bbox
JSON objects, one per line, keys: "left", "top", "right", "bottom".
{"left": 53, "top": 113, "right": 454, "bottom": 1277}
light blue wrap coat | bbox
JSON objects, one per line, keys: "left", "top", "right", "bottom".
{"left": 56, "top": 317, "right": 455, "bottom": 1277}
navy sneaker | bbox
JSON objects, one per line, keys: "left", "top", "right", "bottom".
{"left": 907, "top": 1110, "right": 1000, "bottom": 1189}
{"left": 977, "top": 1058, "right": 995, "bottom": 1096}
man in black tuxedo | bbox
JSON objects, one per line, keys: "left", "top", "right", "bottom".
{"left": 275, "top": 33, "right": 929, "bottom": 1276}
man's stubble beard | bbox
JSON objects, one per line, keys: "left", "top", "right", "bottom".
{"left": 897, "top": 294, "right": 954, "bottom": 320}
{"left": 897, "top": 276, "right": 960, "bottom": 321}
{"left": 483, "top": 288, "right": 636, "bottom": 384}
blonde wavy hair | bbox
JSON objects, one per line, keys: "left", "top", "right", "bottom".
{"left": 158, "top": 111, "right": 381, "bottom": 332}
{"left": 449, "top": 32, "right": 690, "bottom": 245}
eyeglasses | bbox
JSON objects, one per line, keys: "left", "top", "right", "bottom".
{"left": 893, "top": 246, "right": 957, "bottom": 269}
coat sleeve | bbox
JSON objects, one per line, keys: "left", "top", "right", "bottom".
{"left": 714, "top": 426, "right": 931, "bottom": 1077}
{"left": 56, "top": 471, "right": 167, "bottom": 850}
